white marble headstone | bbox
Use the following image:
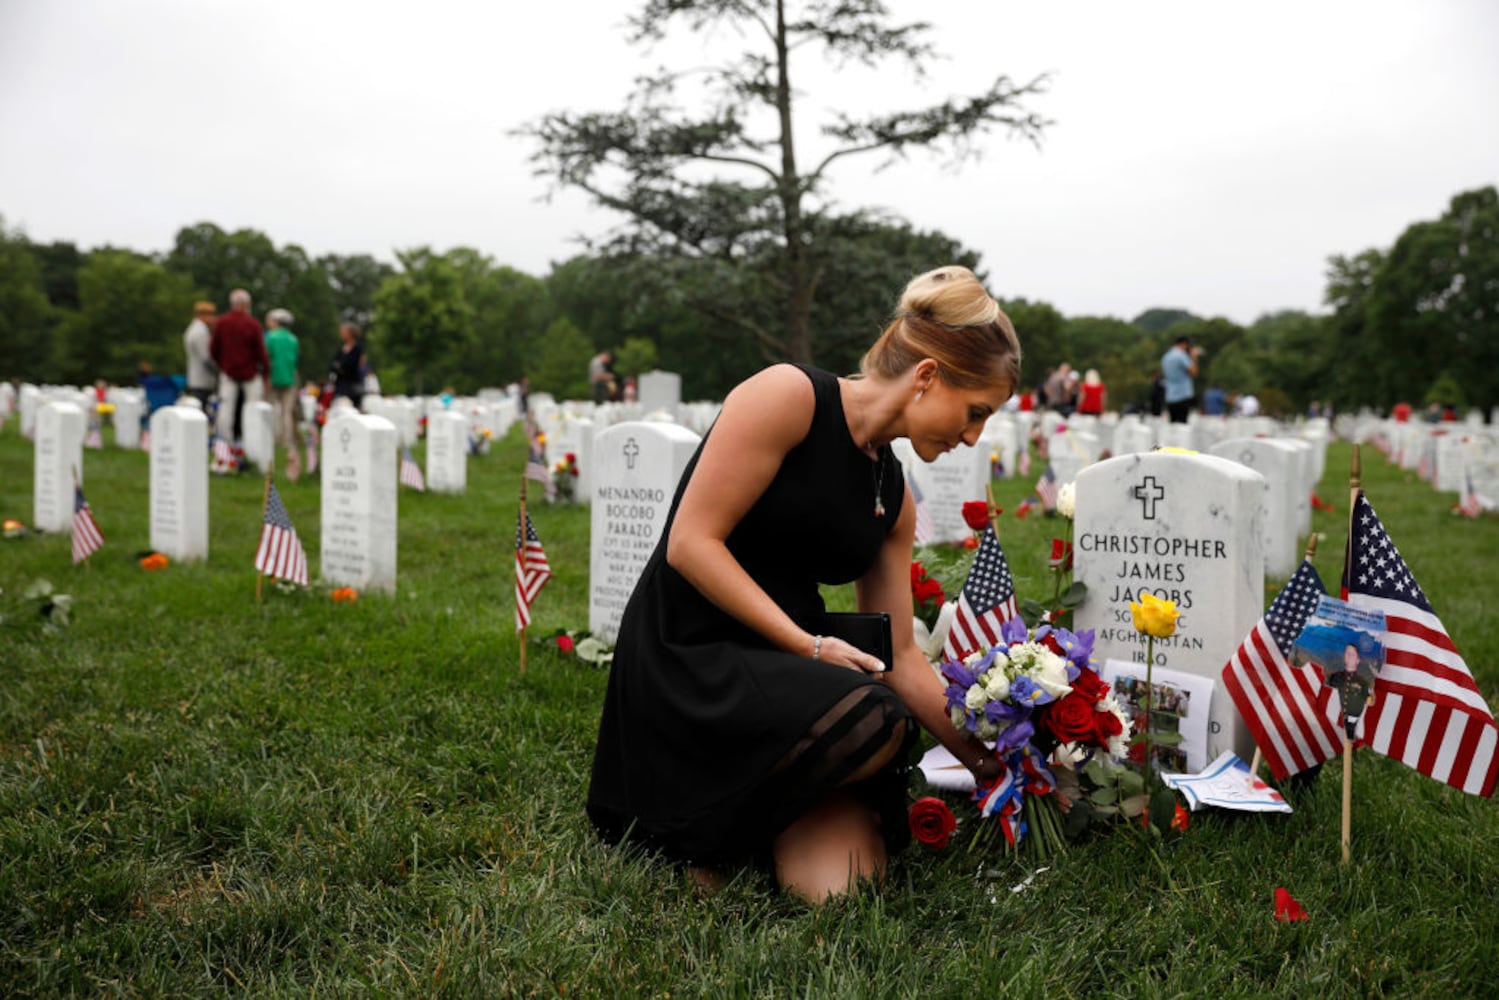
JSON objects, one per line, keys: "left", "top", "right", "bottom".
{"left": 149, "top": 406, "right": 209, "bottom": 561}
{"left": 33, "top": 401, "right": 86, "bottom": 532}
{"left": 637, "top": 371, "right": 683, "bottom": 414}
{"left": 242, "top": 401, "right": 275, "bottom": 470}
{"left": 111, "top": 392, "right": 146, "bottom": 449}
{"left": 321, "top": 415, "right": 398, "bottom": 594}
{"left": 1207, "top": 438, "right": 1301, "bottom": 579}
{"left": 19, "top": 384, "right": 41, "bottom": 438}
{"left": 589, "top": 421, "right": 701, "bottom": 643}
{"left": 426, "top": 411, "right": 468, "bottom": 493}
{"left": 903, "top": 442, "right": 989, "bottom": 544}
{"left": 1073, "top": 451, "right": 1267, "bottom": 762}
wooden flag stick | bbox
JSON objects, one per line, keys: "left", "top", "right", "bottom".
{"left": 518, "top": 473, "right": 529, "bottom": 675}
{"left": 1341, "top": 445, "right": 1362, "bottom": 864}
{"left": 256, "top": 464, "right": 272, "bottom": 604}
{"left": 985, "top": 482, "right": 1002, "bottom": 537}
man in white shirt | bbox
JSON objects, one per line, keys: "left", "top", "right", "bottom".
{"left": 182, "top": 300, "right": 218, "bottom": 410}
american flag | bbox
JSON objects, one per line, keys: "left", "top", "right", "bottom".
{"left": 1018, "top": 445, "right": 1032, "bottom": 476}
{"left": 1458, "top": 471, "right": 1482, "bottom": 518}
{"left": 71, "top": 484, "right": 105, "bottom": 564}
{"left": 139, "top": 427, "right": 151, "bottom": 452}
{"left": 524, "top": 434, "right": 555, "bottom": 501}
{"left": 515, "top": 509, "right": 552, "bottom": 631}
{"left": 906, "top": 470, "right": 935, "bottom": 544}
{"left": 1343, "top": 491, "right": 1497, "bottom": 796}
{"left": 211, "top": 436, "right": 238, "bottom": 474}
{"left": 1035, "top": 465, "right": 1058, "bottom": 512}
{"left": 942, "top": 524, "right": 1019, "bottom": 662}
{"left": 399, "top": 447, "right": 426, "bottom": 491}
{"left": 253, "top": 483, "right": 309, "bottom": 586}
{"left": 84, "top": 421, "right": 103, "bottom": 449}
{"left": 1220, "top": 559, "right": 1343, "bottom": 780}
{"left": 305, "top": 425, "right": 319, "bottom": 475}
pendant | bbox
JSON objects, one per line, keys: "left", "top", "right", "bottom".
{"left": 874, "top": 499, "right": 886, "bottom": 517}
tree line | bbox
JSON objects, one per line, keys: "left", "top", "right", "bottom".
{"left": 2, "top": 185, "right": 1494, "bottom": 413}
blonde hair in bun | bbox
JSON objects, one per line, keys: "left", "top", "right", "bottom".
{"left": 860, "top": 265, "right": 1021, "bottom": 393}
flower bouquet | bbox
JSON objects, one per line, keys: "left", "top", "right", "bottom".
{"left": 940, "top": 618, "right": 1133, "bottom": 855}
{"left": 552, "top": 452, "right": 580, "bottom": 503}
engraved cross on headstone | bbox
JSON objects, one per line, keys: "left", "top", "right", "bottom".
{"left": 1133, "top": 475, "right": 1165, "bottom": 520}
{"left": 623, "top": 437, "right": 640, "bottom": 470}
{"left": 340, "top": 426, "right": 353, "bottom": 453}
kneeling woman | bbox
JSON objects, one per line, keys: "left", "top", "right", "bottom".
{"left": 587, "top": 266, "right": 1018, "bottom": 903}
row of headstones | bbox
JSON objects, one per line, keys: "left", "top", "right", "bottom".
{"left": 31, "top": 401, "right": 395, "bottom": 592}
{"left": 1344, "top": 417, "right": 1499, "bottom": 509}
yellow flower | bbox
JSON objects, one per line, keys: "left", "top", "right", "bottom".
{"left": 1129, "top": 592, "right": 1180, "bottom": 638}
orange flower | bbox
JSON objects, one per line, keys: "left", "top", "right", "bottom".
{"left": 139, "top": 553, "right": 169, "bottom": 571}
{"left": 331, "top": 587, "right": 360, "bottom": 603}
{"left": 1171, "top": 803, "right": 1190, "bottom": 832}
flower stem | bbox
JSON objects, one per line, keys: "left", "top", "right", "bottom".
{"left": 1142, "top": 635, "right": 1154, "bottom": 793}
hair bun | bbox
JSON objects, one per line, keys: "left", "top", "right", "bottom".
{"left": 898, "top": 266, "right": 1000, "bottom": 327}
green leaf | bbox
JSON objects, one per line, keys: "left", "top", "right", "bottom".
{"left": 1091, "top": 785, "right": 1118, "bottom": 805}
{"left": 1150, "top": 731, "right": 1184, "bottom": 748}
{"left": 1059, "top": 582, "right": 1088, "bottom": 608}
{"left": 1149, "top": 787, "right": 1178, "bottom": 832}
{"left": 1118, "top": 769, "right": 1146, "bottom": 796}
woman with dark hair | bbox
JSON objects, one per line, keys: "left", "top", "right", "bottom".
{"left": 587, "top": 266, "right": 1021, "bottom": 903}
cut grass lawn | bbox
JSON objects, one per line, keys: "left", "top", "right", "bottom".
{"left": 2, "top": 423, "right": 1496, "bottom": 997}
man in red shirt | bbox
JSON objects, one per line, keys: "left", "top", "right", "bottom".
{"left": 210, "top": 288, "right": 269, "bottom": 444}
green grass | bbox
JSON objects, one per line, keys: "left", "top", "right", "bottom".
{"left": 2, "top": 422, "right": 1496, "bottom": 997}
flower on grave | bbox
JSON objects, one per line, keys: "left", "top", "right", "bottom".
{"left": 910, "top": 561, "right": 945, "bottom": 630}
{"left": 3, "top": 519, "right": 26, "bottom": 538}
{"left": 1170, "top": 802, "right": 1190, "bottom": 833}
{"left": 1056, "top": 481, "right": 1076, "bottom": 520}
{"left": 552, "top": 452, "right": 580, "bottom": 503}
{"left": 139, "top": 552, "right": 169, "bottom": 571}
{"left": 1129, "top": 592, "right": 1180, "bottom": 639}
{"left": 908, "top": 796, "right": 957, "bottom": 849}
{"left": 961, "top": 501, "right": 991, "bottom": 533}
{"left": 1048, "top": 537, "right": 1073, "bottom": 573}
{"left": 331, "top": 587, "right": 359, "bottom": 603}
{"left": 556, "top": 634, "right": 575, "bottom": 654}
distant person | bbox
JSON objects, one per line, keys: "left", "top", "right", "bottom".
{"left": 183, "top": 300, "right": 219, "bottom": 410}
{"left": 1042, "top": 362, "right": 1071, "bottom": 412}
{"left": 329, "top": 322, "right": 366, "bottom": 410}
{"left": 1160, "top": 335, "right": 1200, "bottom": 424}
{"left": 1076, "top": 369, "right": 1106, "bottom": 416}
{"left": 1202, "top": 385, "right": 1227, "bottom": 416}
{"left": 589, "top": 349, "right": 617, "bottom": 404}
{"left": 1148, "top": 373, "right": 1165, "bottom": 417}
{"left": 265, "top": 308, "right": 302, "bottom": 481}
{"left": 1234, "top": 392, "right": 1260, "bottom": 417}
{"left": 209, "top": 288, "right": 269, "bottom": 443}
{"left": 1391, "top": 401, "right": 1412, "bottom": 423}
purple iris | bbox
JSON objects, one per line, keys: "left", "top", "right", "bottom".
{"left": 1001, "top": 617, "right": 1030, "bottom": 646}
{"left": 940, "top": 659, "right": 979, "bottom": 690}
{"left": 1008, "top": 675, "right": 1057, "bottom": 707}
{"left": 994, "top": 719, "right": 1035, "bottom": 755}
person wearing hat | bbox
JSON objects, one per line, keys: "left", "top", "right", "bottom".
{"left": 182, "top": 299, "right": 219, "bottom": 411}
{"left": 1160, "top": 334, "right": 1201, "bottom": 424}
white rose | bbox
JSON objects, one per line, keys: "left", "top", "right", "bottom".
{"left": 1034, "top": 649, "right": 1073, "bottom": 699}
{"left": 965, "top": 684, "right": 989, "bottom": 711}
{"left": 950, "top": 705, "right": 969, "bottom": 730}
{"left": 977, "top": 719, "right": 1000, "bottom": 741}
{"left": 983, "top": 670, "right": 1010, "bottom": 701}
{"left": 1057, "top": 481, "right": 1077, "bottom": 520}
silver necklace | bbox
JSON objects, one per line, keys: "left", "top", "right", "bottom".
{"left": 870, "top": 446, "right": 886, "bottom": 517}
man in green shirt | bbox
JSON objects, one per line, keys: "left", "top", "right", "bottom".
{"left": 265, "top": 308, "right": 302, "bottom": 480}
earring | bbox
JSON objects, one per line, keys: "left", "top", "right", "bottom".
{"left": 915, "top": 389, "right": 925, "bottom": 403}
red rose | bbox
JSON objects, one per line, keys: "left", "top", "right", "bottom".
{"left": 962, "top": 534, "right": 979, "bottom": 550}
{"left": 908, "top": 796, "right": 957, "bottom": 849}
{"left": 913, "top": 577, "right": 945, "bottom": 606}
{"left": 910, "top": 562, "right": 927, "bottom": 588}
{"left": 1093, "top": 707, "right": 1124, "bottom": 741}
{"left": 556, "top": 635, "right": 575, "bottom": 654}
{"left": 1070, "top": 668, "right": 1109, "bottom": 705}
{"left": 1171, "top": 803, "right": 1190, "bottom": 832}
{"left": 962, "top": 501, "right": 991, "bottom": 532}
{"left": 1038, "top": 691, "right": 1097, "bottom": 744}
{"left": 1048, "top": 538, "right": 1074, "bottom": 571}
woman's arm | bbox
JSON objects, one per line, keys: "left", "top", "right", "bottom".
{"left": 857, "top": 486, "right": 1005, "bottom": 781}
{"left": 666, "top": 365, "right": 880, "bottom": 672}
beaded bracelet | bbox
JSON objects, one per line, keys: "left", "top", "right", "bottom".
{"left": 812, "top": 636, "right": 822, "bottom": 661}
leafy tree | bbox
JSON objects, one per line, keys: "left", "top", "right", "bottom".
{"left": 371, "top": 248, "right": 474, "bottom": 394}
{"left": 1361, "top": 186, "right": 1499, "bottom": 411}
{"left": 1000, "top": 298, "right": 1066, "bottom": 394}
{"left": 1131, "top": 308, "right": 1200, "bottom": 335}
{"left": 165, "top": 222, "right": 298, "bottom": 308}
{"left": 528, "top": 317, "right": 595, "bottom": 400}
{"left": 30, "top": 240, "right": 83, "bottom": 312}
{"left": 319, "top": 253, "right": 394, "bottom": 329}
{"left": 520, "top": 0, "right": 1049, "bottom": 365}
{"left": 55, "top": 250, "right": 203, "bottom": 383}
{"left": 444, "top": 249, "right": 553, "bottom": 389}
{"left": 1063, "top": 315, "right": 1156, "bottom": 411}
{"left": 613, "top": 336, "right": 659, "bottom": 379}
{"left": 0, "top": 219, "right": 53, "bottom": 380}
{"left": 1322, "top": 248, "right": 1385, "bottom": 409}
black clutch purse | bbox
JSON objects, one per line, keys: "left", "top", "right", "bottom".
{"left": 817, "top": 611, "right": 893, "bottom": 673}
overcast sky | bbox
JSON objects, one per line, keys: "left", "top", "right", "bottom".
{"left": 2, "top": 1, "right": 1495, "bottom": 326}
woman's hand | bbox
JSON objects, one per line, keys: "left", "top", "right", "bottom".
{"left": 812, "top": 634, "right": 887, "bottom": 675}
{"left": 969, "top": 753, "right": 1005, "bottom": 786}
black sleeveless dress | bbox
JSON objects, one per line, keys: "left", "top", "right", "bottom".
{"left": 586, "top": 365, "right": 916, "bottom": 869}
